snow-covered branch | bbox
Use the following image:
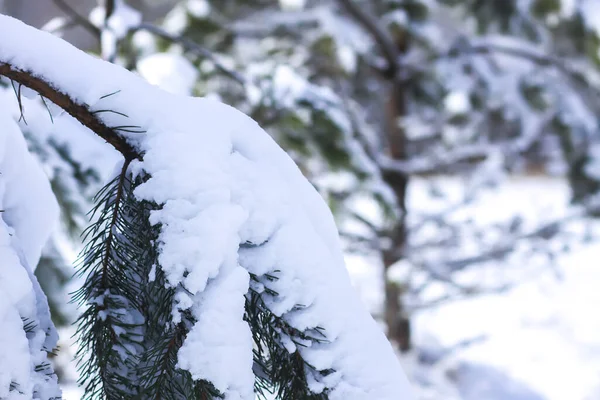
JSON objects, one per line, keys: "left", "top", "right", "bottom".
{"left": 0, "top": 63, "right": 140, "bottom": 159}
{"left": 0, "top": 13, "right": 415, "bottom": 399}
{"left": 133, "top": 23, "right": 247, "bottom": 85}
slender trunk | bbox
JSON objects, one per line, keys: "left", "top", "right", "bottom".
{"left": 381, "top": 39, "right": 411, "bottom": 351}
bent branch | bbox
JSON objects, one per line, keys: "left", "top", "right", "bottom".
{"left": 0, "top": 63, "right": 141, "bottom": 160}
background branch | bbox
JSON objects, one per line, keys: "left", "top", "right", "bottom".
{"left": 134, "top": 23, "right": 246, "bottom": 85}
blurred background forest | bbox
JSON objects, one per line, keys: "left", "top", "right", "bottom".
{"left": 3, "top": 0, "right": 600, "bottom": 398}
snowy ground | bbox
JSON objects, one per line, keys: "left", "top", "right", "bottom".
{"left": 347, "top": 176, "right": 600, "bottom": 400}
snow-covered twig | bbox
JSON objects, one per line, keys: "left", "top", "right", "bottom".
{"left": 379, "top": 108, "right": 552, "bottom": 177}
{"left": 378, "top": 144, "right": 490, "bottom": 176}
{"left": 413, "top": 196, "right": 600, "bottom": 275}
{"left": 404, "top": 37, "right": 600, "bottom": 100}
{"left": 133, "top": 23, "right": 246, "bottom": 85}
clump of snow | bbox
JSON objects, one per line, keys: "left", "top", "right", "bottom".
{"left": 137, "top": 53, "right": 199, "bottom": 95}
{"left": 134, "top": 97, "right": 413, "bottom": 399}
{"left": 444, "top": 91, "right": 471, "bottom": 114}
{"left": 90, "top": 0, "right": 142, "bottom": 59}
{"left": 337, "top": 45, "right": 357, "bottom": 73}
{"left": 278, "top": 0, "right": 307, "bottom": 12}
{"left": 187, "top": 0, "right": 211, "bottom": 18}
{"left": 89, "top": 0, "right": 141, "bottom": 38}
{"left": 580, "top": 0, "right": 600, "bottom": 36}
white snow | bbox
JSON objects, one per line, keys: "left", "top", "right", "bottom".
{"left": 90, "top": 0, "right": 142, "bottom": 59}
{"left": 137, "top": 53, "right": 199, "bottom": 95}
{"left": 90, "top": 0, "right": 141, "bottom": 38}
{"left": 0, "top": 104, "right": 60, "bottom": 399}
{"left": 278, "top": 0, "right": 307, "bottom": 12}
{"left": 0, "top": 14, "right": 415, "bottom": 399}
{"left": 187, "top": 0, "right": 211, "bottom": 18}
{"left": 0, "top": 94, "right": 59, "bottom": 269}
{"left": 581, "top": 0, "right": 600, "bottom": 36}
{"left": 444, "top": 91, "right": 471, "bottom": 114}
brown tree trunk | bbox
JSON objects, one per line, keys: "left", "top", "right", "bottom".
{"left": 381, "top": 54, "right": 411, "bottom": 352}
{"left": 335, "top": 0, "right": 413, "bottom": 353}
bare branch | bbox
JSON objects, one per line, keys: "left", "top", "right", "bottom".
{"left": 411, "top": 283, "right": 512, "bottom": 311}
{"left": 335, "top": 0, "right": 399, "bottom": 78}
{"left": 379, "top": 108, "right": 553, "bottom": 176}
{"left": 414, "top": 196, "right": 600, "bottom": 273}
{"left": 461, "top": 42, "right": 573, "bottom": 75}
{"left": 378, "top": 144, "right": 490, "bottom": 176}
{"left": 0, "top": 63, "right": 141, "bottom": 160}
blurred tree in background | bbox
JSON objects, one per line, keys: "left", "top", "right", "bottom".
{"left": 4, "top": 0, "right": 600, "bottom": 396}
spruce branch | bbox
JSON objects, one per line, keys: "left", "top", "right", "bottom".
{"left": 73, "top": 159, "right": 151, "bottom": 399}
{"left": 0, "top": 63, "right": 141, "bottom": 160}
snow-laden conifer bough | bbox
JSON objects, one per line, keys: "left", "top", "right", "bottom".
{"left": 0, "top": 14, "right": 414, "bottom": 400}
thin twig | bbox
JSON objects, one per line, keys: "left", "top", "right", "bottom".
{"left": 101, "top": 158, "right": 132, "bottom": 287}
{"left": 414, "top": 197, "right": 600, "bottom": 273}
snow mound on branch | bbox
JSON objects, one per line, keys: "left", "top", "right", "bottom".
{"left": 134, "top": 95, "right": 414, "bottom": 399}
{"left": 0, "top": 14, "right": 414, "bottom": 399}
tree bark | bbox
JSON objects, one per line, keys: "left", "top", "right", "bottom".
{"left": 381, "top": 77, "right": 411, "bottom": 352}
{"left": 380, "top": 25, "right": 412, "bottom": 351}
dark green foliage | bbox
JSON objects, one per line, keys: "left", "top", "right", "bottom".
{"left": 72, "top": 160, "right": 332, "bottom": 399}
{"left": 36, "top": 248, "right": 72, "bottom": 327}
{"left": 73, "top": 161, "right": 226, "bottom": 399}
{"left": 246, "top": 272, "right": 330, "bottom": 400}
{"left": 73, "top": 159, "right": 148, "bottom": 399}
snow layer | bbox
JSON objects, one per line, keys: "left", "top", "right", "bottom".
{"left": 0, "top": 14, "right": 414, "bottom": 399}
{"left": 0, "top": 95, "right": 59, "bottom": 268}
{"left": 0, "top": 106, "right": 60, "bottom": 399}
